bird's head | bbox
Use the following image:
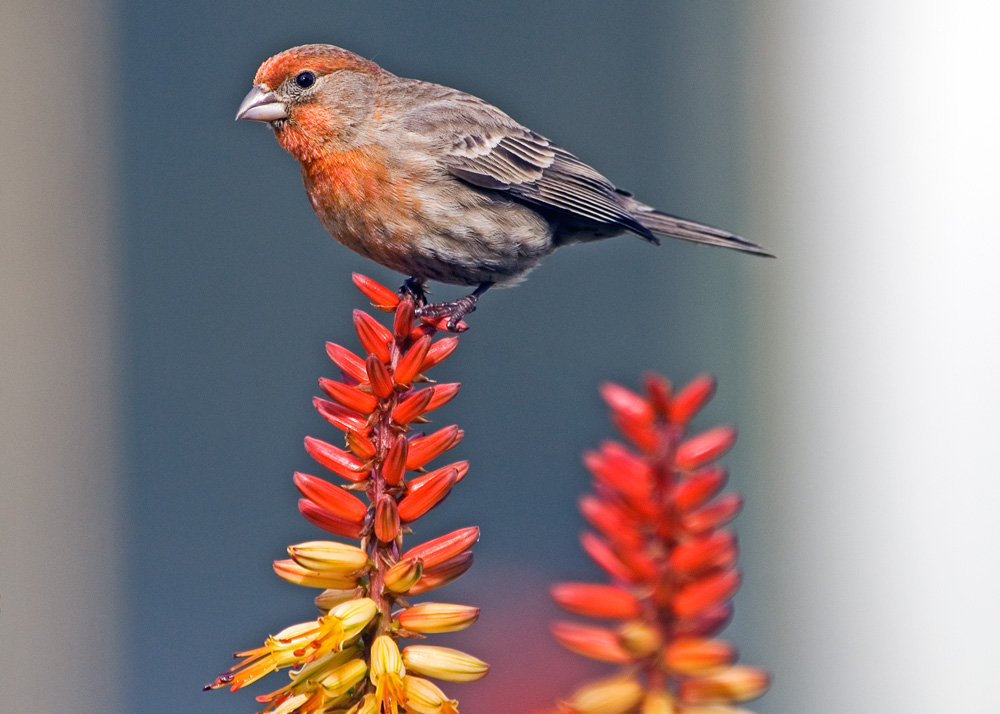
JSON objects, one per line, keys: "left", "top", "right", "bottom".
{"left": 237, "top": 44, "right": 383, "bottom": 161}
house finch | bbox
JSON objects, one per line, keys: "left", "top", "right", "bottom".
{"left": 237, "top": 44, "right": 769, "bottom": 329}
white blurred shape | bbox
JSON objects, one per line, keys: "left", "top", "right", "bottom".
{"left": 747, "top": 3, "right": 1000, "bottom": 713}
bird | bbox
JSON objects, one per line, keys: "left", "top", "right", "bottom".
{"left": 236, "top": 44, "right": 770, "bottom": 330}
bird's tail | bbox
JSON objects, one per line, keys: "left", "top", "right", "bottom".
{"left": 632, "top": 205, "right": 774, "bottom": 257}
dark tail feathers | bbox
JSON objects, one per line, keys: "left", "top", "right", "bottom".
{"left": 634, "top": 207, "right": 774, "bottom": 258}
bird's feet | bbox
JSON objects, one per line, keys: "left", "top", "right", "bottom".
{"left": 408, "top": 281, "right": 493, "bottom": 333}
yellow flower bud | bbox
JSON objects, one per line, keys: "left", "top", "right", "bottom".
{"left": 401, "top": 645, "right": 489, "bottom": 682}
{"left": 288, "top": 541, "right": 370, "bottom": 575}
{"left": 564, "top": 676, "right": 643, "bottom": 714}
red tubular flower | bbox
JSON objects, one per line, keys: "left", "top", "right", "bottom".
{"left": 550, "top": 374, "right": 769, "bottom": 714}
{"left": 207, "top": 275, "right": 484, "bottom": 714}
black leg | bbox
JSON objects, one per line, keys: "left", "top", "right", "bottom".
{"left": 399, "top": 276, "right": 429, "bottom": 306}
{"left": 416, "top": 282, "right": 493, "bottom": 332}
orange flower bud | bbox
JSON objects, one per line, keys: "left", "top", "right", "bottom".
{"left": 550, "top": 621, "right": 633, "bottom": 663}
{"left": 374, "top": 494, "right": 400, "bottom": 542}
{"left": 313, "top": 397, "right": 368, "bottom": 433}
{"left": 665, "top": 638, "right": 737, "bottom": 675}
{"left": 580, "top": 532, "right": 640, "bottom": 584}
{"left": 393, "top": 299, "right": 415, "bottom": 338}
{"left": 395, "top": 335, "right": 432, "bottom": 386}
{"left": 668, "top": 374, "right": 716, "bottom": 424}
{"left": 675, "top": 603, "right": 733, "bottom": 638}
{"left": 579, "top": 496, "right": 644, "bottom": 552}
{"left": 353, "top": 309, "right": 393, "bottom": 363}
{"left": 383, "top": 434, "right": 408, "bottom": 486}
{"left": 643, "top": 373, "right": 672, "bottom": 417}
{"left": 674, "top": 466, "right": 727, "bottom": 512}
{"left": 600, "top": 382, "right": 655, "bottom": 426}
{"left": 681, "top": 494, "right": 743, "bottom": 534}
{"left": 425, "top": 383, "right": 461, "bottom": 412}
{"left": 678, "top": 665, "right": 770, "bottom": 705}
{"left": 398, "top": 468, "right": 456, "bottom": 522}
{"left": 407, "top": 461, "right": 469, "bottom": 492}
{"left": 392, "top": 388, "right": 435, "bottom": 426}
{"left": 319, "top": 378, "right": 379, "bottom": 414}
{"left": 366, "top": 353, "right": 395, "bottom": 399}
{"left": 345, "top": 428, "right": 377, "bottom": 460}
{"left": 669, "top": 531, "right": 737, "bottom": 575}
{"left": 406, "top": 426, "right": 463, "bottom": 470}
{"left": 401, "top": 526, "right": 480, "bottom": 568}
{"left": 398, "top": 602, "right": 481, "bottom": 634}
{"left": 672, "top": 570, "right": 741, "bottom": 619}
{"left": 298, "top": 499, "right": 364, "bottom": 539}
{"left": 676, "top": 426, "right": 737, "bottom": 471}
{"left": 352, "top": 273, "right": 399, "bottom": 311}
{"left": 550, "top": 583, "right": 642, "bottom": 619}
{"left": 294, "top": 472, "right": 368, "bottom": 521}
{"left": 383, "top": 557, "right": 424, "bottom": 594}
{"left": 326, "top": 342, "right": 369, "bottom": 384}
{"left": 408, "top": 551, "right": 473, "bottom": 595}
{"left": 639, "top": 689, "right": 675, "bottom": 714}
{"left": 421, "top": 336, "right": 459, "bottom": 372}
{"left": 303, "top": 439, "right": 371, "bottom": 483}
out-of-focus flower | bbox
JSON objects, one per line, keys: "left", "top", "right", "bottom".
{"left": 549, "top": 375, "right": 769, "bottom": 714}
{"left": 206, "top": 275, "right": 485, "bottom": 714}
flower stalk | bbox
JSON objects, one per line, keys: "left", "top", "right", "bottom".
{"left": 206, "top": 274, "right": 485, "bottom": 714}
{"left": 548, "top": 374, "right": 769, "bottom": 714}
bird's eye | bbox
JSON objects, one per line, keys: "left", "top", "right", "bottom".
{"left": 294, "top": 71, "right": 316, "bottom": 89}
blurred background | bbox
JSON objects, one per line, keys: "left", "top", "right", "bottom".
{"left": 3, "top": 2, "right": 999, "bottom": 713}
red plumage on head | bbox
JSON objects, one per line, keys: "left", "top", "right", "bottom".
{"left": 254, "top": 44, "right": 378, "bottom": 89}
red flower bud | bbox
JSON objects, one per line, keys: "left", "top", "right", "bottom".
{"left": 681, "top": 494, "right": 743, "bottom": 535}
{"left": 318, "top": 378, "right": 378, "bottom": 415}
{"left": 676, "top": 426, "right": 737, "bottom": 471}
{"left": 352, "top": 273, "right": 399, "bottom": 311}
{"left": 551, "top": 583, "right": 642, "bottom": 619}
{"left": 382, "top": 434, "right": 408, "bottom": 486}
{"left": 421, "top": 336, "right": 459, "bottom": 372}
{"left": 293, "top": 472, "right": 368, "bottom": 522}
{"left": 366, "top": 353, "right": 395, "bottom": 399}
{"left": 297, "top": 499, "right": 364, "bottom": 539}
{"left": 392, "top": 388, "right": 435, "bottom": 426}
{"left": 408, "top": 551, "right": 474, "bottom": 595}
{"left": 303, "top": 438, "right": 370, "bottom": 483}
{"left": 672, "top": 570, "right": 741, "bottom": 619}
{"left": 397, "top": 468, "right": 456, "bottom": 522}
{"left": 374, "top": 494, "right": 400, "bottom": 542}
{"left": 393, "top": 298, "right": 415, "bottom": 338}
{"left": 674, "top": 466, "right": 727, "bottom": 512}
{"left": 353, "top": 309, "right": 393, "bottom": 363}
{"left": 325, "top": 342, "right": 369, "bottom": 384}
{"left": 401, "top": 526, "right": 480, "bottom": 568}
{"left": 406, "top": 426, "right": 462, "bottom": 470}
{"left": 668, "top": 374, "right": 717, "bottom": 424}
{"left": 313, "top": 397, "right": 367, "bottom": 433}
{"left": 394, "top": 335, "right": 432, "bottom": 386}
{"left": 551, "top": 621, "right": 633, "bottom": 663}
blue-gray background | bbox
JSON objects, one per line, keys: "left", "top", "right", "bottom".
{"left": 23, "top": 3, "right": 1000, "bottom": 714}
{"left": 122, "top": 3, "right": 764, "bottom": 713}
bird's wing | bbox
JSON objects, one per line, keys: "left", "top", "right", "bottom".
{"left": 409, "top": 98, "right": 657, "bottom": 240}
{"left": 446, "top": 128, "right": 655, "bottom": 240}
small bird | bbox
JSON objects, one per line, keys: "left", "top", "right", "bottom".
{"left": 237, "top": 44, "right": 770, "bottom": 329}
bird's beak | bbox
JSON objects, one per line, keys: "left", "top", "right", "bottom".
{"left": 236, "top": 85, "right": 288, "bottom": 122}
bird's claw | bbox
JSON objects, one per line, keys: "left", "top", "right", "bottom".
{"left": 416, "top": 295, "right": 479, "bottom": 333}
